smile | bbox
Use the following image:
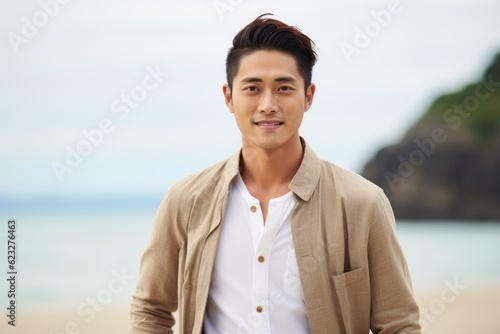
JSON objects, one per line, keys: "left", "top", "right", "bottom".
{"left": 255, "top": 122, "right": 283, "bottom": 126}
{"left": 254, "top": 121, "right": 284, "bottom": 130}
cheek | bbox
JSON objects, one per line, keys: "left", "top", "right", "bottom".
{"left": 233, "top": 110, "right": 251, "bottom": 129}
{"left": 233, "top": 100, "right": 254, "bottom": 117}
{"left": 285, "top": 105, "right": 306, "bottom": 120}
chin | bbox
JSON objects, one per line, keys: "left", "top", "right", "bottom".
{"left": 256, "top": 140, "right": 284, "bottom": 150}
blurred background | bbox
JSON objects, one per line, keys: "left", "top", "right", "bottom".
{"left": 1, "top": 0, "right": 499, "bottom": 333}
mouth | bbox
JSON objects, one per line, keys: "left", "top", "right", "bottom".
{"left": 254, "top": 121, "right": 284, "bottom": 130}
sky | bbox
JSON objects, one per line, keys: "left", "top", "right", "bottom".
{"left": 1, "top": 0, "right": 500, "bottom": 199}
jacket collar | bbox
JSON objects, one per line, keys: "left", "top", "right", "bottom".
{"left": 223, "top": 137, "right": 322, "bottom": 202}
{"left": 289, "top": 138, "right": 322, "bottom": 202}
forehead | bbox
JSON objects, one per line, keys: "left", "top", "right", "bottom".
{"left": 235, "top": 50, "right": 303, "bottom": 82}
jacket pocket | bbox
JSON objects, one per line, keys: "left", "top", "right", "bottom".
{"left": 330, "top": 267, "right": 365, "bottom": 290}
{"left": 329, "top": 267, "right": 370, "bottom": 333}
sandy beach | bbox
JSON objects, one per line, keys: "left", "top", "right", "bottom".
{"left": 413, "top": 284, "right": 500, "bottom": 334}
{"left": 2, "top": 285, "right": 499, "bottom": 334}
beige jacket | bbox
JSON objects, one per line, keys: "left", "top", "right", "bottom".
{"left": 130, "top": 141, "right": 421, "bottom": 333}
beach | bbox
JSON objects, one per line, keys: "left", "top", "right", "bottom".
{"left": 414, "top": 284, "right": 500, "bottom": 334}
{"left": 2, "top": 284, "right": 499, "bottom": 334}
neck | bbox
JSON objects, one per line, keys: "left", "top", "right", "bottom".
{"left": 240, "top": 136, "right": 304, "bottom": 190}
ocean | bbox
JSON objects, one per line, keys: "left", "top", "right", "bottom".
{"left": 1, "top": 209, "right": 499, "bottom": 310}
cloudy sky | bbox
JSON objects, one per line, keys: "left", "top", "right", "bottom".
{"left": 1, "top": 0, "right": 500, "bottom": 199}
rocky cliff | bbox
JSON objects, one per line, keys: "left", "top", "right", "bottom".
{"left": 362, "top": 54, "right": 500, "bottom": 220}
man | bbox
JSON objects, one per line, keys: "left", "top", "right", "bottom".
{"left": 130, "top": 14, "right": 421, "bottom": 334}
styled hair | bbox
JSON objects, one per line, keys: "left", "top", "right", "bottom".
{"left": 226, "top": 13, "right": 317, "bottom": 94}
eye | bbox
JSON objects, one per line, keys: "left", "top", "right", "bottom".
{"left": 278, "top": 86, "right": 293, "bottom": 92}
{"left": 244, "top": 86, "right": 259, "bottom": 92}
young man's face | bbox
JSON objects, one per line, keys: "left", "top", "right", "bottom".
{"left": 223, "top": 50, "right": 315, "bottom": 151}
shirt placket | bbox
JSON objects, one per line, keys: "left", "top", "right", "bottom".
{"left": 248, "top": 201, "right": 283, "bottom": 333}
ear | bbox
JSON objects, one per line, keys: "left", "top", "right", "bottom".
{"left": 304, "top": 83, "right": 316, "bottom": 112}
{"left": 223, "top": 84, "right": 234, "bottom": 113}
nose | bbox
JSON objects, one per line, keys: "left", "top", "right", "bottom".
{"left": 259, "top": 91, "right": 277, "bottom": 113}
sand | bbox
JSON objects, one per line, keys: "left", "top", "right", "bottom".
{"left": 2, "top": 285, "right": 499, "bottom": 333}
{"left": 413, "top": 284, "right": 500, "bottom": 334}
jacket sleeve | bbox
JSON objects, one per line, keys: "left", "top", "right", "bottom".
{"left": 368, "top": 191, "right": 421, "bottom": 334}
{"left": 130, "top": 190, "right": 183, "bottom": 333}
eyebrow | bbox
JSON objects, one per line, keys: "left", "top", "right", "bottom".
{"left": 240, "top": 76, "right": 297, "bottom": 83}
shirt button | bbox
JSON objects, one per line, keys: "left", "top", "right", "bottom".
{"left": 256, "top": 306, "right": 263, "bottom": 313}
{"left": 257, "top": 256, "right": 265, "bottom": 263}
{"left": 250, "top": 205, "right": 257, "bottom": 213}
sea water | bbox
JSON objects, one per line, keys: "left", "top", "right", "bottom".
{"left": 0, "top": 209, "right": 499, "bottom": 310}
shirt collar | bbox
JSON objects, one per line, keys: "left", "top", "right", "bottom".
{"left": 223, "top": 137, "right": 322, "bottom": 202}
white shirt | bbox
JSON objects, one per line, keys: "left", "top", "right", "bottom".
{"left": 204, "top": 175, "right": 309, "bottom": 334}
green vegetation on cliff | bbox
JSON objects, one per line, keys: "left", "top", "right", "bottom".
{"left": 422, "top": 53, "right": 500, "bottom": 144}
{"left": 362, "top": 53, "right": 500, "bottom": 220}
